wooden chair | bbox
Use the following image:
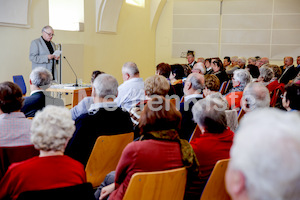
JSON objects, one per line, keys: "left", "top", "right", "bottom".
{"left": 189, "top": 125, "right": 202, "bottom": 143}
{"left": 224, "top": 80, "right": 231, "bottom": 94}
{"left": 0, "top": 145, "right": 39, "bottom": 179}
{"left": 219, "top": 81, "right": 228, "bottom": 94}
{"left": 16, "top": 182, "right": 95, "bottom": 200}
{"left": 237, "top": 108, "right": 245, "bottom": 123}
{"left": 85, "top": 132, "right": 134, "bottom": 188}
{"left": 123, "top": 167, "right": 187, "bottom": 200}
{"left": 200, "top": 159, "right": 231, "bottom": 200}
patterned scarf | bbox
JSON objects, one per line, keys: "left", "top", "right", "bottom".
{"left": 140, "top": 129, "right": 199, "bottom": 174}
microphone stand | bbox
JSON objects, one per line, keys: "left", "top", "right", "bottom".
{"left": 63, "top": 56, "right": 78, "bottom": 87}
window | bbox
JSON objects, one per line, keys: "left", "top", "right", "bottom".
{"left": 126, "top": 0, "right": 145, "bottom": 7}
{"left": 49, "top": 0, "right": 84, "bottom": 31}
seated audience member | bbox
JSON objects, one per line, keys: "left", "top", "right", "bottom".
{"left": 267, "top": 65, "right": 282, "bottom": 91}
{"left": 65, "top": 74, "right": 133, "bottom": 166}
{"left": 241, "top": 82, "right": 270, "bottom": 113}
{"left": 155, "top": 62, "right": 171, "bottom": 79}
{"left": 237, "top": 57, "right": 246, "bottom": 69}
{"left": 247, "top": 57, "right": 256, "bottom": 65}
{"left": 203, "top": 74, "right": 221, "bottom": 97}
{"left": 70, "top": 70, "right": 104, "bottom": 120}
{"left": 225, "top": 69, "right": 251, "bottom": 109}
{"left": 0, "top": 106, "right": 86, "bottom": 200}
{"left": 245, "top": 64, "right": 260, "bottom": 81}
{"left": 256, "top": 57, "right": 269, "bottom": 68}
{"left": 179, "top": 73, "right": 204, "bottom": 140}
{"left": 279, "top": 56, "right": 298, "bottom": 84}
{"left": 129, "top": 75, "right": 170, "bottom": 128}
{"left": 223, "top": 56, "right": 231, "bottom": 68}
{"left": 96, "top": 97, "right": 199, "bottom": 200}
{"left": 168, "top": 64, "right": 185, "bottom": 98}
{"left": 282, "top": 83, "right": 300, "bottom": 112}
{"left": 114, "top": 62, "right": 145, "bottom": 111}
{"left": 187, "top": 51, "right": 197, "bottom": 68}
{"left": 189, "top": 97, "right": 234, "bottom": 199}
{"left": 257, "top": 66, "right": 274, "bottom": 87}
{"left": 226, "top": 56, "right": 239, "bottom": 75}
{"left": 212, "top": 59, "right": 229, "bottom": 84}
{"left": 21, "top": 67, "right": 52, "bottom": 117}
{"left": 204, "top": 58, "right": 213, "bottom": 75}
{"left": 0, "top": 82, "right": 31, "bottom": 147}
{"left": 192, "top": 62, "right": 206, "bottom": 75}
{"left": 226, "top": 108, "right": 300, "bottom": 200}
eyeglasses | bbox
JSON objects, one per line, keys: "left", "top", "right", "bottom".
{"left": 43, "top": 31, "right": 55, "bottom": 37}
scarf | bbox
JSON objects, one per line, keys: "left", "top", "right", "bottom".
{"left": 140, "top": 129, "right": 199, "bottom": 174}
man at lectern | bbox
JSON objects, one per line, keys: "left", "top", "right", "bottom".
{"left": 29, "top": 25, "right": 60, "bottom": 80}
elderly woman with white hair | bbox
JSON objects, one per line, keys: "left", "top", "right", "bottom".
{"left": 0, "top": 106, "right": 86, "bottom": 200}
{"left": 225, "top": 69, "right": 251, "bottom": 109}
{"left": 187, "top": 97, "right": 234, "bottom": 199}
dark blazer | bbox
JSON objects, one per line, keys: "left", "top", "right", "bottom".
{"left": 214, "top": 70, "right": 229, "bottom": 84}
{"left": 65, "top": 107, "right": 133, "bottom": 166}
{"left": 279, "top": 65, "right": 297, "bottom": 84}
{"left": 179, "top": 96, "right": 202, "bottom": 141}
{"left": 21, "top": 91, "right": 45, "bottom": 117}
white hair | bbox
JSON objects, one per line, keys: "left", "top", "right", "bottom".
{"left": 238, "top": 57, "right": 246, "bottom": 64}
{"left": 233, "top": 69, "right": 251, "bottom": 88}
{"left": 187, "top": 73, "right": 204, "bottom": 91}
{"left": 31, "top": 105, "right": 75, "bottom": 151}
{"left": 93, "top": 74, "right": 118, "bottom": 98}
{"left": 193, "top": 62, "right": 206, "bottom": 74}
{"left": 41, "top": 25, "right": 53, "bottom": 33}
{"left": 192, "top": 97, "right": 227, "bottom": 133}
{"left": 230, "top": 108, "right": 300, "bottom": 200}
{"left": 122, "top": 62, "right": 139, "bottom": 76}
{"left": 30, "top": 67, "right": 53, "bottom": 89}
{"left": 259, "top": 66, "right": 274, "bottom": 82}
{"left": 242, "top": 82, "right": 270, "bottom": 111}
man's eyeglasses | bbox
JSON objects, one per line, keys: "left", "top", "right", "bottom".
{"left": 43, "top": 31, "right": 55, "bottom": 37}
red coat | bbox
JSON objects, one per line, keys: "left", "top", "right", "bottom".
{"left": 0, "top": 155, "right": 86, "bottom": 200}
{"left": 109, "top": 139, "right": 184, "bottom": 200}
{"left": 190, "top": 128, "right": 234, "bottom": 192}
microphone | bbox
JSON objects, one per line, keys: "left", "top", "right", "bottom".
{"left": 63, "top": 56, "right": 78, "bottom": 87}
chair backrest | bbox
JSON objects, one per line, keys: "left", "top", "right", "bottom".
{"left": 189, "top": 125, "right": 202, "bottom": 143}
{"left": 16, "top": 182, "right": 95, "bottom": 200}
{"left": 219, "top": 81, "right": 228, "bottom": 94}
{"left": 0, "top": 145, "right": 39, "bottom": 179}
{"left": 224, "top": 80, "right": 231, "bottom": 94}
{"left": 85, "top": 132, "right": 134, "bottom": 188}
{"left": 123, "top": 167, "right": 187, "bottom": 200}
{"left": 237, "top": 108, "right": 245, "bottom": 123}
{"left": 13, "top": 75, "right": 27, "bottom": 95}
{"left": 200, "top": 159, "right": 231, "bottom": 200}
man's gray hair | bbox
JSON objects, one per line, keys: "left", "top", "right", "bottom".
{"left": 229, "top": 108, "right": 300, "bottom": 200}
{"left": 231, "top": 56, "right": 238, "bottom": 62}
{"left": 242, "top": 82, "right": 270, "bottom": 111}
{"left": 30, "top": 67, "right": 53, "bottom": 89}
{"left": 188, "top": 73, "right": 204, "bottom": 91}
{"left": 192, "top": 97, "right": 227, "bottom": 130}
{"left": 259, "top": 66, "right": 274, "bottom": 82}
{"left": 233, "top": 69, "right": 251, "bottom": 88}
{"left": 93, "top": 74, "right": 118, "bottom": 98}
{"left": 193, "top": 62, "right": 206, "bottom": 74}
{"left": 41, "top": 25, "right": 53, "bottom": 33}
{"left": 122, "top": 62, "right": 139, "bottom": 76}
